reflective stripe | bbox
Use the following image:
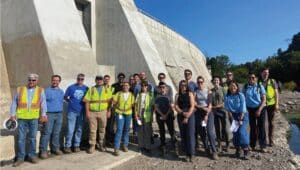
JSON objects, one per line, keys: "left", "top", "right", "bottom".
{"left": 114, "top": 92, "right": 134, "bottom": 115}
{"left": 85, "top": 86, "right": 113, "bottom": 111}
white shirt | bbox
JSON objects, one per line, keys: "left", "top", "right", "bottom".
{"left": 124, "top": 92, "right": 130, "bottom": 101}
{"left": 141, "top": 93, "right": 147, "bottom": 108}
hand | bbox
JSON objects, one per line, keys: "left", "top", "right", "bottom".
{"left": 10, "top": 116, "right": 16, "bottom": 121}
{"left": 239, "top": 120, "right": 243, "bottom": 125}
{"left": 255, "top": 110, "right": 261, "bottom": 117}
{"left": 135, "top": 116, "right": 139, "bottom": 121}
{"left": 275, "top": 104, "right": 279, "bottom": 111}
{"left": 39, "top": 115, "right": 48, "bottom": 123}
{"left": 204, "top": 115, "right": 208, "bottom": 123}
{"left": 183, "top": 112, "right": 189, "bottom": 117}
{"left": 182, "top": 117, "right": 188, "bottom": 124}
{"left": 106, "top": 110, "right": 111, "bottom": 119}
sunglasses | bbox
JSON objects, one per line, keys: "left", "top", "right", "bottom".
{"left": 184, "top": 72, "right": 191, "bottom": 75}
{"left": 197, "top": 81, "right": 204, "bottom": 84}
{"left": 77, "top": 78, "right": 84, "bottom": 81}
{"left": 28, "top": 79, "right": 37, "bottom": 82}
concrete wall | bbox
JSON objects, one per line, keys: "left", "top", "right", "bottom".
{"left": 140, "top": 13, "right": 211, "bottom": 87}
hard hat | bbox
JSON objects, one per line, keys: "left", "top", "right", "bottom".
{"left": 3, "top": 118, "right": 18, "bottom": 131}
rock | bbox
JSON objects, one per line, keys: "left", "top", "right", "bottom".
{"left": 269, "top": 158, "right": 274, "bottom": 162}
{"left": 286, "top": 101, "right": 295, "bottom": 105}
{"left": 288, "top": 159, "right": 297, "bottom": 165}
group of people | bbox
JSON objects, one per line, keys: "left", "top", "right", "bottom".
{"left": 9, "top": 67, "right": 279, "bottom": 167}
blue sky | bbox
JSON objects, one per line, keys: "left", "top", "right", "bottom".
{"left": 135, "top": 0, "right": 300, "bottom": 64}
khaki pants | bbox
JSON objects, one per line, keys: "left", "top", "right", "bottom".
{"left": 88, "top": 111, "right": 107, "bottom": 146}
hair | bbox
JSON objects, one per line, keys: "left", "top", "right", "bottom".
{"left": 122, "top": 81, "right": 130, "bottom": 86}
{"left": 197, "top": 76, "right": 204, "bottom": 82}
{"left": 51, "top": 75, "right": 62, "bottom": 82}
{"left": 158, "top": 81, "right": 166, "bottom": 86}
{"left": 227, "top": 80, "right": 240, "bottom": 95}
{"left": 117, "top": 73, "right": 125, "bottom": 78}
{"left": 212, "top": 75, "right": 223, "bottom": 85}
{"left": 261, "top": 67, "right": 269, "bottom": 72}
{"left": 104, "top": 75, "right": 110, "bottom": 79}
{"left": 158, "top": 72, "right": 166, "bottom": 79}
{"left": 248, "top": 71, "right": 256, "bottom": 76}
{"left": 184, "top": 69, "right": 192, "bottom": 75}
{"left": 178, "top": 80, "right": 189, "bottom": 94}
{"left": 77, "top": 73, "right": 85, "bottom": 78}
{"left": 133, "top": 73, "right": 139, "bottom": 77}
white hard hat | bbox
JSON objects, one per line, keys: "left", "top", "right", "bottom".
{"left": 3, "top": 118, "right": 18, "bottom": 131}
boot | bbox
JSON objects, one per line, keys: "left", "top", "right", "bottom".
{"left": 243, "top": 149, "right": 249, "bottom": 160}
{"left": 217, "top": 140, "right": 222, "bottom": 152}
{"left": 212, "top": 152, "right": 219, "bottom": 160}
{"left": 235, "top": 147, "right": 241, "bottom": 158}
{"left": 113, "top": 148, "right": 120, "bottom": 156}
{"left": 224, "top": 141, "right": 230, "bottom": 152}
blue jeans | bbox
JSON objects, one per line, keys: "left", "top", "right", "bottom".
{"left": 17, "top": 119, "right": 38, "bottom": 160}
{"left": 39, "top": 113, "right": 63, "bottom": 152}
{"left": 65, "top": 112, "right": 83, "bottom": 148}
{"left": 177, "top": 112, "right": 195, "bottom": 156}
{"left": 232, "top": 112, "right": 250, "bottom": 149}
{"left": 114, "top": 114, "right": 132, "bottom": 149}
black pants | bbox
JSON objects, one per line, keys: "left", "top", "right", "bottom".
{"left": 248, "top": 107, "right": 267, "bottom": 148}
{"left": 105, "top": 112, "right": 115, "bottom": 145}
{"left": 156, "top": 112, "right": 175, "bottom": 146}
{"left": 266, "top": 104, "right": 276, "bottom": 144}
{"left": 214, "top": 109, "right": 229, "bottom": 142}
{"left": 178, "top": 113, "right": 195, "bottom": 156}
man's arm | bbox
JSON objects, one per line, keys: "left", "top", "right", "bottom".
{"left": 10, "top": 93, "right": 19, "bottom": 120}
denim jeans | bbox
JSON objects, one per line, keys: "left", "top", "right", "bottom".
{"left": 39, "top": 113, "right": 63, "bottom": 152}
{"left": 17, "top": 119, "right": 38, "bottom": 160}
{"left": 65, "top": 112, "right": 83, "bottom": 148}
{"left": 114, "top": 114, "right": 132, "bottom": 149}
{"left": 177, "top": 112, "right": 195, "bottom": 156}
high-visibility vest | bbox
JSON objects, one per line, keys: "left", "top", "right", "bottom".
{"left": 259, "top": 79, "right": 276, "bottom": 106}
{"left": 113, "top": 92, "right": 135, "bottom": 115}
{"left": 84, "top": 85, "right": 114, "bottom": 112}
{"left": 135, "top": 92, "right": 153, "bottom": 123}
{"left": 16, "top": 86, "right": 43, "bottom": 119}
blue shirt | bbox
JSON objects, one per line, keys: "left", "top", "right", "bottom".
{"left": 64, "top": 84, "right": 88, "bottom": 113}
{"left": 10, "top": 86, "right": 47, "bottom": 116}
{"left": 45, "top": 86, "right": 64, "bottom": 113}
{"left": 243, "top": 83, "right": 266, "bottom": 108}
{"left": 225, "top": 92, "right": 247, "bottom": 120}
{"left": 188, "top": 80, "right": 197, "bottom": 92}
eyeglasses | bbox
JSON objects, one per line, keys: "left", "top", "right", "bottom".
{"left": 197, "top": 81, "right": 204, "bottom": 84}
{"left": 28, "top": 79, "right": 37, "bottom": 82}
{"left": 184, "top": 72, "right": 191, "bottom": 75}
{"left": 77, "top": 78, "right": 84, "bottom": 81}
{"left": 159, "top": 86, "right": 166, "bottom": 89}
{"left": 159, "top": 76, "right": 165, "bottom": 79}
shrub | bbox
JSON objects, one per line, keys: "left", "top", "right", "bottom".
{"left": 283, "top": 81, "right": 297, "bottom": 91}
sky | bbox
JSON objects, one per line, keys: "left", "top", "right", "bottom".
{"left": 134, "top": 0, "right": 300, "bottom": 64}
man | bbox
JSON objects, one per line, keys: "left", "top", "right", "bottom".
{"left": 154, "top": 72, "right": 173, "bottom": 98}
{"left": 154, "top": 82, "right": 175, "bottom": 155}
{"left": 84, "top": 75, "right": 113, "bottom": 153}
{"left": 64, "top": 73, "right": 88, "bottom": 153}
{"left": 258, "top": 67, "right": 279, "bottom": 146}
{"left": 10, "top": 73, "right": 47, "bottom": 167}
{"left": 184, "top": 69, "right": 197, "bottom": 92}
{"left": 243, "top": 73, "right": 267, "bottom": 152}
{"left": 223, "top": 71, "right": 234, "bottom": 92}
{"left": 112, "top": 73, "right": 125, "bottom": 94}
{"left": 39, "top": 75, "right": 64, "bottom": 159}
{"left": 134, "top": 71, "right": 154, "bottom": 97}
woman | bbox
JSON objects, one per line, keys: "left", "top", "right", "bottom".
{"left": 175, "top": 80, "right": 195, "bottom": 162}
{"left": 225, "top": 81, "right": 249, "bottom": 160}
{"left": 211, "top": 76, "right": 230, "bottom": 152}
{"left": 112, "top": 82, "right": 135, "bottom": 156}
{"left": 135, "top": 81, "right": 154, "bottom": 153}
{"left": 194, "top": 76, "right": 218, "bottom": 160}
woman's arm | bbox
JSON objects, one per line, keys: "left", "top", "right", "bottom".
{"left": 174, "top": 94, "right": 182, "bottom": 113}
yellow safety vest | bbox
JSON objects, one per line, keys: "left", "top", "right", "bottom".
{"left": 135, "top": 92, "right": 153, "bottom": 123}
{"left": 259, "top": 79, "right": 276, "bottom": 106}
{"left": 84, "top": 86, "right": 114, "bottom": 112}
{"left": 16, "top": 86, "right": 43, "bottom": 119}
{"left": 113, "top": 92, "right": 135, "bottom": 115}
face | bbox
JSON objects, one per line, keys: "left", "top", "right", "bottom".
{"left": 180, "top": 82, "right": 187, "bottom": 92}
{"left": 159, "top": 85, "right": 167, "bottom": 94}
{"left": 96, "top": 79, "right": 104, "bottom": 86}
{"left": 122, "top": 83, "right": 130, "bottom": 92}
{"left": 104, "top": 76, "right": 110, "bottom": 85}
{"left": 261, "top": 69, "right": 269, "bottom": 80}
{"left": 184, "top": 71, "right": 192, "bottom": 80}
{"left": 212, "top": 77, "right": 220, "bottom": 86}
{"left": 51, "top": 77, "right": 60, "bottom": 88}
{"left": 140, "top": 72, "right": 146, "bottom": 80}
{"left": 229, "top": 83, "right": 238, "bottom": 94}
{"left": 129, "top": 76, "right": 135, "bottom": 84}
{"left": 197, "top": 78, "right": 204, "bottom": 88}
{"left": 118, "top": 75, "right": 125, "bottom": 83}
{"left": 141, "top": 84, "right": 148, "bottom": 92}
{"left": 28, "top": 78, "right": 38, "bottom": 88}
{"left": 226, "top": 72, "right": 233, "bottom": 81}
{"left": 158, "top": 74, "right": 166, "bottom": 82}
{"left": 134, "top": 75, "right": 140, "bottom": 83}
{"left": 248, "top": 74, "right": 256, "bottom": 84}
{"left": 77, "top": 76, "right": 84, "bottom": 85}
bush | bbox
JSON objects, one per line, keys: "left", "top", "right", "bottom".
{"left": 283, "top": 81, "right": 297, "bottom": 91}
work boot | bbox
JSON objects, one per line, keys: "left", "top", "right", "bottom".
{"left": 113, "top": 149, "right": 120, "bottom": 156}
{"left": 188, "top": 155, "right": 194, "bottom": 163}
{"left": 235, "top": 147, "right": 241, "bottom": 158}
{"left": 28, "top": 156, "right": 39, "bottom": 164}
{"left": 224, "top": 141, "right": 230, "bottom": 152}
{"left": 52, "top": 150, "right": 63, "bottom": 155}
{"left": 39, "top": 151, "right": 48, "bottom": 159}
{"left": 212, "top": 152, "right": 219, "bottom": 160}
{"left": 74, "top": 147, "right": 80, "bottom": 152}
{"left": 217, "top": 140, "right": 222, "bottom": 152}
{"left": 13, "top": 160, "right": 24, "bottom": 167}
{"left": 98, "top": 144, "right": 106, "bottom": 152}
{"left": 87, "top": 146, "right": 95, "bottom": 154}
{"left": 242, "top": 149, "right": 249, "bottom": 160}
{"left": 64, "top": 147, "right": 72, "bottom": 154}
{"left": 122, "top": 146, "right": 128, "bottom": 152}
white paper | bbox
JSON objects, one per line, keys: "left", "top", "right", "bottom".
{"left": 137, "top": 119, "right": 142, "bottom": 125}
{"left": 230, "top": 120, "right": 240, "bottom": 132}
{"left": 201, "top": 120, "right": 207, "bottom": 127}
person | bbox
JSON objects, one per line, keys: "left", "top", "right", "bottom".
{"left": 112, "top": 73, "right": 126, "bottom": 94}
{"left": 211, "top": 76, "right": 230, "bottom": 152}
{"left": 175, "top": 80, "right": 195, "bottom": 162}
{"left": 64, "top": 73, "right": 88, "bottom": 153}
{"left": 134, "top": 71, "right": 154, "bottom": 97}
{"left": 10, "top": 73, "right": 47, "bottom": 167}
{"left": 194, "top": 76, "right": 218, "bottom": 160}
{"left": 184, "top": 69, "right": 197, "bottom": 92}
{"left": 39, "top": 75, "right": 64, "bottom": 159}
{"left": 243, "top": 73, "right": 267, "bottom": 152}
{"left": 154, "top": 72, "right": 173, "bottom": 97}
{"left": 83, "top": 75, "right": 113, "bottom": 154}
{"left": 135, "top": 81, "right": 154, "bottom": 153}
{"left": 223, "top": 71, "right": 234, "bottom": 92}
{"left": 112, "top": 82, "right": 135, "bottom": 156}
{"left": 258, "top": 67, "right": 279, "bottom": 146}
{"left": 225, "top": 81, "right": 249, "bottom": 160}
{"left": 129, "top": 75, "right": 136, "bottom": 93}
{"left": 129, "top": 74, "right": 139, "bottom": 135}
{"left": 154, "top": 82, "right": 176, "bottom": 155}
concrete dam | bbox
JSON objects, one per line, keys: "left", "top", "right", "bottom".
{"left": 0, "top": 0, "right": 211, "bottom": 160}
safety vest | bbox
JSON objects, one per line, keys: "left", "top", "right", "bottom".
{"left": 16, "top": 86, "right": 43, "bottom": 119}
{"left": 259, "top": 79, "right": 276, "bottom": 106}
{"left": 135, "top": 92, "right": 153, "bottom": 123}
{"left": 113, "top": 92, "right": 135, "bottom": 115}
{"left": 84, "top": 85, "right": 114, "bottom": 112}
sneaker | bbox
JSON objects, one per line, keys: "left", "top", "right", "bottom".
{"left": 122, "top": 146, "right": 128, "bottom": 152}
{"left": 87, "top": 147, "right": 95, "bottom": 154}
{"left": 39, "top": 151, "right": 48, "bottom": 159}
{"left": 74, "top": 147, "right": 80, "bottom": 152}
{"left": 13, "top": 160, "right": 24, "bottom": 167}
{"left": 28, "top": 156, "right": 39, "bottom": 164}
{"left": 189, "top": 155, "right": 194, "bottom": 163}
{"left": 113, "top": 149, "right": 120, "bottom": 156}
{"left": 98, "top": 144, "right": 106, "bottom": 152}
{"left": 260, "top": 148, "right": 267, "bottom": 153}
{"left": 52, "top": 150, "right": 63, "bottom": 155}
{"left": 64, "top": 147, "right": 72, "bottom": 154}
{"left": 212, "top": 152, "right": 219, "bottom": 160}
{"left": 242, "top": 150, "right": 249, "bottom": 160}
